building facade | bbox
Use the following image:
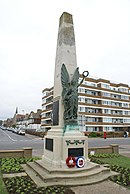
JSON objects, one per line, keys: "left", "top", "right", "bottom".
{"left": 16, "top": 110, "right": 42, "bottom": 131}
{"left": 41, "top": 76, "right": 130, "bottom": 132}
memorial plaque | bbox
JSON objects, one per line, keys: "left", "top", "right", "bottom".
{"left": 52, "top": 100, "right": 59, "bottom": 125}
{"left": 68, "top": 148, "right": 84, "bottom": 157}
{"left": 45, "top": 138, "right": 53, "bottom": 152}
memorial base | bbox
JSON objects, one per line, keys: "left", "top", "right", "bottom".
{"left": 43, "top": 126, "right": 88, "bottom": 168}
{"left": 22, "top": 127, "right": 117, "bottom": 187}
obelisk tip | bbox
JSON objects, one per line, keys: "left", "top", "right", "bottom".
{"left": 59, "top": 12, "right": 73, "bottom": 26}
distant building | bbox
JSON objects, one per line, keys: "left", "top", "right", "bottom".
{"left": 2, "top": 118, "right": 13, "bottom": 128}
{"left": 13, "top": 109, "right": 42, "bottom": 131}
{"left": 0, "top": 120, "right": 2, "bottom": 126}
{"left": 27, "top": 109, "right": 42, "bottom": 130}
{"left": 41, "top": 76, "right": 130, "bottom": 132}
{"left": 12, "top": 113, "right": 25, "bottom": 127}
{"left": 41, "top": 88, "right": 53, "bottom": 131}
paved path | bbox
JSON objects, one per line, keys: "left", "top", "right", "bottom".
{"left": 71, "top": 180, "right": 130, "bottom": 194}
{"left": 119, "top": 144, "right": 130, "bottom": 158}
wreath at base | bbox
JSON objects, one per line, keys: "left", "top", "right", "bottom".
{"left": 66, "top": 156, "right": 76, "bottom": 168}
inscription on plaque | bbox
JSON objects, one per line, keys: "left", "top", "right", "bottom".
{"left": 52, "top": 100, "right": 59, "bottom": 125}
{"left": 68, "top": 148, "right": 84, "bottom": 157}
{"left": 45, "top": 138, "right": 53, "bottom": 152}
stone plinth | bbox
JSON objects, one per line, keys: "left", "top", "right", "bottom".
{"left": 43, "top": 133, "right": 88, "bottom": 168}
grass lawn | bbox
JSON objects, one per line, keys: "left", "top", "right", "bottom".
{"left": 96, "top": 155, "right": 130, "bottom": 168}
{"left": 0, "top": 171, "right": 8, "bottom": 194}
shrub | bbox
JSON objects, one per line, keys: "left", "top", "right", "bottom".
{"left": 89, "top": 132, "right": 97, "bottom": 137}
{"left": 0, "top": 157, "right": 40, "bottom": 173}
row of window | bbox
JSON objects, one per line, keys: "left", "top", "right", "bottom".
{"left": 79, "top": 97, "right": 129, "bottom": 108}
{"left": 78, "top": 88, "right": 129, "bottom": 100}
{"left": 79, "top": 106, "right": 130, "bottom": 115}
{"left": 80, "top": 79, "right": 129, "bottom": 93}
{"left": 100, "top": 84, "right": 129, "bottom": 93}
{"left": 102, "top": 92, "right": 129, "bottom": 100}
{"left": 102, "top": 100, "right": 129, "bottom": 107}
{"left": 85, "top": 126, "right": 124, "bottom": 132}
{"left": 84, "top": 117, "right": 130, "bottom": 123}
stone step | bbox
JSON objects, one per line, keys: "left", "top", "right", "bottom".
{"left": 46, "top": 171, "right": 115, "bottom": 186}
{"left": 22, "top": 160, "right": 116, "bottom": 187}
{"left": 27, "top": 161, "right": 109, "bottom": 180}
{"left": 27, "top": 162, "right": 47, "bottom": 180}
{"left": 35, "top": 159, "right": 100, "bottom": 174}
{"left": 21, "top": 164, "right": 44, "bottom": 187}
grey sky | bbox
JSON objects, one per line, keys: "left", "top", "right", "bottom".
{"left": 0, "top": 0, "right": 130, "bottom": 120}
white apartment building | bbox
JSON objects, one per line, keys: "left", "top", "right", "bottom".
{"left": 41, "top": 77, "right": 130, "bottom": 132}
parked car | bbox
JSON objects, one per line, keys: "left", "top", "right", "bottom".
{"left": 7, "top": 127, "right": 14, "bottom": 132}
{"left": 17, "top": 128, "right": 25, "bottom": 135}
{"left": 1, "top": 126, "right": 7, "bottom": 130}
{"left": 12, "top": 128, "right": 19, "bottom": 133}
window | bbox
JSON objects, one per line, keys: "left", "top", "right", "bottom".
{"left": 124, "top": 111, "right": 130, "bottom": 115}
{"left": 78, "top": 97, "right": 85, "bottom": 102}
{"left": 86, "top": 82, "right": 97, "bottom": 87}
{"left": 102, "top": 92, "right": 110, "bottom": 97}
{"left": 112, "top": 118, "right": 123, "bottom": 123}
{"left": 111, "top": 87, "right": 118, "bottom": 91}
{"left": 122, "top": 103, "right": 128, "bottom": 108}
{"left": 118, "top": 87, "right": 129, "bottom": 93}
{"left": 121, "top": 95, "right": 129, "bottom": 100}
{"left": 103, "top": 118, "right": 112, "bottom": 123}
{"left": 103, "top": 109, "right": 111, "bottom": 114}
{"left": 78, "top": 87, "right": 85, "bottom": 93}
{"left": 101, "top": 83, "right": 110, "bottom": 89}
{"left": 102, "top": 101, "right": 111, "bottom": 105}
{"left": 104, "top": 127, "right": 113, "bottom": 131}
{"left": 86, "top": 127, "right": 99, "bottom": 132}
{"left": 79, "top": 107, "right": 85, "bottom": 112}
{"left": 123, "top": 119, "right": 130, "bottom": 123}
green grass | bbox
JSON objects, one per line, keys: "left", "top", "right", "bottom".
{"left": 0, "top": 171, "right": 8, "bottom": 194}
{"left": 94, "top": 155, "right": 130, "bottom": 168}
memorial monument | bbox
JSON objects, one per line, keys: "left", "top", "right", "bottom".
{"left": 22, "top": 12, "right": 116, "bottom": 187}
{"left": 43, "top": 12, "right": 89, "bottom": 168}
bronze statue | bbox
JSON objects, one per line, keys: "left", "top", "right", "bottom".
{"left": 61, "top": 64, "right": 89, "bottom": 125}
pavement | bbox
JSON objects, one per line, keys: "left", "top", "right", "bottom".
{"left": 119, "top": 144, "right": 130, "bottom": 158}
{"left": 71, "top": 180, "right": 130, "bottom": 194}
{"left": 71, "top": 145, "right": 130, "bottom": 194}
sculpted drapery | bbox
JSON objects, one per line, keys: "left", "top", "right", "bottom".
{"left": 61, "top": 64, "right": 89, "bottom": 125}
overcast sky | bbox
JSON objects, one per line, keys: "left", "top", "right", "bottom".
{"left": 0, "top": 0, "right": 130, "bottom": 120}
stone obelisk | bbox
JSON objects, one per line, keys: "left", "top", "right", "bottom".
{"left": 52, "top": 12, "right": 78, "bottom": 130}
{"left": 43, "top": 12, "right": 88, "bottom": 167}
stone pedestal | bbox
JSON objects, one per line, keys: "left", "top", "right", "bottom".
{"left": 43, "top": 130, "right": 88, "bottom": 168}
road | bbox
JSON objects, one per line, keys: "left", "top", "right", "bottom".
{"left": 0, "top": 128, "right": 130, "bottom": 156}
{"left": 88, "top": 137, "right": 130, "bottom": 148}
{"left": 0, "top": 129, "right": 44, "bottom": 156}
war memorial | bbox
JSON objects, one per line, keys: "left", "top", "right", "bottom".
{"left": 22, "top": 12, "right": 115, "bottom": 187}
